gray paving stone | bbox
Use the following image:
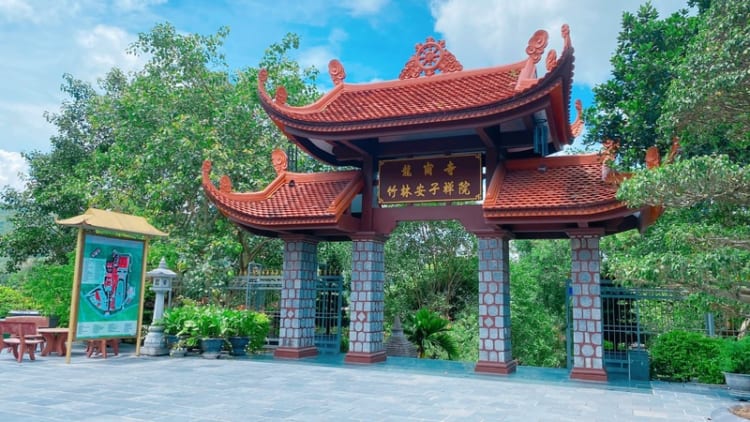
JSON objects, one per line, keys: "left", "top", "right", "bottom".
{"left": 0, "top": 342, "right": 739, "bottom": 421}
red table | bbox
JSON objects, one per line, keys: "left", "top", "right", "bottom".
{"left": 37, "top": 328, "right": 69, "bottom": 356}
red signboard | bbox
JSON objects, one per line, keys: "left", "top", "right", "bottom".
{"left": 378, "top": 153, "right": 482, "bottom": 204}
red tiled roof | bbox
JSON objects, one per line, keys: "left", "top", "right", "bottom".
{"left": 202, "top": 161, "right": 363, "bottom": 230}
{"left": 261, "top": 62, "right": 525, "bottom": 125}
{"left": 483, "top": 154, "right": 628, "bottom": 219}
{"left": 258, "top": 27, "right": 575, "bottom": 136}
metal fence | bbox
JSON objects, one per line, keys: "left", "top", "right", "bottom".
{"left": 169, "top": 270, "right": 345, "bottom": 354}
{"left": 566, "top": 280, "right": 746, "bottom": 376}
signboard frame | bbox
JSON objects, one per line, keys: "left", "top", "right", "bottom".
{"left": 378, "top": 153, "right": 483, "bottom": 205}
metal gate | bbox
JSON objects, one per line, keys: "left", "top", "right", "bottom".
{"left": 566, "top": 279, "right": 687, "bottom": 376}
{"left": 244, "top": 271, "right": 344, "bottom": 354}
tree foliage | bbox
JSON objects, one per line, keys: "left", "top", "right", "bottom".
{"left": 0, "top": 25, "right": 321, "bottom": 297}
{"left": 583, "top": 1, "right": 702, "bottom": 166}
{"left": 600, "top": 0, "right": 750, "bottom": 308}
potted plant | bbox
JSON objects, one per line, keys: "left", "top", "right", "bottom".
{"left": 720, "top": 336, "right": 750, "bottom": 399}
{"left": 223, "top": 308, "right": 250, "bottom": 356}
{"left": 162, "top": 306, "right": 192, "bottom": 350}
{"left": 194, "top": 305, "right": 225, "bottom": 359}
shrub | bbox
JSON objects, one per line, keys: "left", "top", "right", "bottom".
{"left": 720, "top": 336, "right": 750, "bottom": 374}
{"left": 0, "top": 285, "right": 36, "bottom": 318}
{"left": 650, "top": 330, "right": 725, "bottom": 384}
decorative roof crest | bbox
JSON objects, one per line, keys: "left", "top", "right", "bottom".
{"left": 271, "top": 149, "right": 288, "bottom": 175}
{"left": 399, "top": 37, "right": 463, "bottom": 80}
{"left": 545, "top": 49, "right": 557, "bottom": 72}
{"left": 328, "top": 59, "right": 346, "bottom": 86}
{"left": 219, "top": 175, "right": 232, "bottom": 193}
{"left": 570, "top": 99, "right": 584, "bottom": 137}
{"left": 562, "top": 24, "right": 572, "bottom": 51}
{"left": 526, "top": 30, "right": 549, "bottom": 64}
{"left": 274, "top": 86, "right": 287, "bottom": 105}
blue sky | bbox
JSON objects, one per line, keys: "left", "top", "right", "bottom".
{"left": 0, "top": 0, "right": 689, "bottom": 190}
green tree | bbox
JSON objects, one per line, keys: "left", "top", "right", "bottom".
{"left": 600, "top": 0, "right": 750, "bottom": 312}
{"left": 1, "top": 25, "right": 322, "bottom": 298}
{"left": 384, "top": 220, "right": 477, "bottom": 321}
{"left": 583, "top": 2, "right": 703, "bottom": 166}
{"left": 509, "top": 240, "right": 569, "bottom": 367}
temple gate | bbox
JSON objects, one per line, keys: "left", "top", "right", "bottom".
{"left": 202, "top": 25, "right": 662, "bottom": 382}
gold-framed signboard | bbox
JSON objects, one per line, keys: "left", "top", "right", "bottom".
{"left": 378, "top": 153, "right": 482, "bottom": 204}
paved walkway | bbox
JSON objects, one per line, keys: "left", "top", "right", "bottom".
{"left": 0, "top": 342, "right": 740, "bottom": 421}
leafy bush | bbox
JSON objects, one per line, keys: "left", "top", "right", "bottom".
{"left": 20, "top": 262, "right": 73, "bottom": 326}
{"left": 650, "top": 330, "right": 725, "bottom": 384}
{"left": 720, "top": 337, "right": 750, "bottom": 374}
{"left": 0, "top": 285, "right": 36, "bottom": 318}
{"left": 404, "top": 308, "right": 458, "bottom": 359}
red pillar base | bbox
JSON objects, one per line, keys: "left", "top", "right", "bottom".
{"left": 570, "top": 367, "right": 608, "bottom": 382}
{"left": 344, "top": 351, "right": 387, "bottom": 364}
{"left": 273, "top": 346, "right": 318, "bottom": 359}
{"left": 474, "top": 360, "right": 518, "bottom": 375}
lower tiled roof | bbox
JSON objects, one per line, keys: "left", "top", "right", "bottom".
{"left": 483, "top": 154, "right": 627, "bottom": 219}
{"left": 202, "top": 161, "right": 363, "bottom": 229}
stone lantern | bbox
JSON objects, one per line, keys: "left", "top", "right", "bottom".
{"left": 140, "top": 258, "right": 177, "bottom": 356}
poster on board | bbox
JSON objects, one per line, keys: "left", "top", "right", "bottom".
{"left": 76, "top": 233, "right": 144, "bottom": 339}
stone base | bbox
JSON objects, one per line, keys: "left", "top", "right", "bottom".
{"left": 140, "top": 328, "right": 168, "bottom": 356}
{"left": 140, "top": 345, "right": 169, "bottom": 356}
{"left": 273, "top": 346, "right": 318, "bottom": 359}
{"left": 475, "top": 360, "right": 518, "bottom": 375}
{"left": 344, "top": 351, "right": 387, "bottom": 364}
{"left": 570, "top": 367, "right": 608, "bottom": 382}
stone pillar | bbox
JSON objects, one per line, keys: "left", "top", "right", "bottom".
{"left": 568, "top": 228, "right": 607, "bottom": 382}
{"left": 345, "top": 234, "right": 387, "bottom": 364}
{"left": 474, "top": 231, "right": 517, "bottom": 375}
{"left": 274, "top": 235, "right": 319, "bottom": 359}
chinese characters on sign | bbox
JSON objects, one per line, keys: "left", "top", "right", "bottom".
{"left": 378, "top": 153, "right": 482, "bottom": 204}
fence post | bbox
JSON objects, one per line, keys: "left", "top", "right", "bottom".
{"left": 706, "top": 313, "right": 716, "bottom": 337}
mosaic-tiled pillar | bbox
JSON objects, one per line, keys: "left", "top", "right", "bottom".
{"left": 274, "top": 235, "right": 319, "bottom": 359}
{"left": 568, "top": 229, "right": 607, "bottom": 381}
{"left": 474, "top": 231, "right": 517, "bottom": 375}
{"left": 345, "top": 234, "right": 387, "bottom": 364}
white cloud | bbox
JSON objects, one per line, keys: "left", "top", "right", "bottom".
{"left": 0, "top": 100, "right": 56, "bottom": 153}
{"left": 340, "top": 0, "right": 389, "bottom": 17}
{"left": 0, "top": 0, "right": 36, "bottom": 23}
{"left": 75, "top": 24, "right": 144, "bottom": 80}
{"left": 114, "top": 0, "right": 167, "bottom": 13}
{"left": 430, "top": 0, "right": 688, "bottom": 86}
{"left": 298, "top": 45, "right": 338, "bottom": 74}
{"left": 0, "top": 150, "right": 28, "bottom": 191}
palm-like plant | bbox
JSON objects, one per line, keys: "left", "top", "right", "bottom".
{"left": 404, "top": 308, "right": 458, "bottom": 359}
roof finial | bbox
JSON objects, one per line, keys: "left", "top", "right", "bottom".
{"left": 219, "top": 175, "right": 232, "bottom": 193}
{"left": 571, "top": 99, "right": 584, "bottom": 137}
{"left": 399, "top": 37, "right": 463, "bottom": 80}
{"left": 526, "top": 30, "right": 549, "bottom": 64}
{"left": 271, "top": 149, "right": 288, "bottom": 175}
{"left": 329, "top": 59, "right": 346, "bottom": 86}
{"left": 274, "top": 86, "right": 287, "bottom": 105}
{"left": 562, "top": 24, "right": 572, "bottom": 52}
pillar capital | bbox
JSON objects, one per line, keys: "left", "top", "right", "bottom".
{"left": 566, "top": 227, "right": 605, "bottom": 238}
{"left": 350, "top": 232, "right": 388, "bottom": 243}
{"left": 472, "top": 228, "right": 514, "bottom": 240}
{"left": 279, "top": 234, "right": 320, "bottom": 245}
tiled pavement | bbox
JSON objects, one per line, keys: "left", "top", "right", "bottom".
{"left": 0, "top": 342, "right": 741, "bottom": 421}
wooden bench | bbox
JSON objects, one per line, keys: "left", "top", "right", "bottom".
{"left": 0, "top": 320, "right": 45, "bottom": 362}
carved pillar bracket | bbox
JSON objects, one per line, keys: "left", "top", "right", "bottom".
{"left": 567, "top": 228, "right": 607, "bottom": 382}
